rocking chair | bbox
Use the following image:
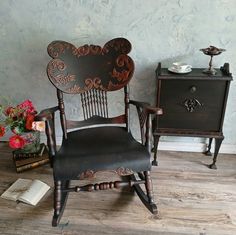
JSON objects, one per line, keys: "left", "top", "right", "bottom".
{"left": 36, "top": 38, "right": 162, "bottom": 226}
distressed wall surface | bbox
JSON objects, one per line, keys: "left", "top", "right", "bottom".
{"left": 0, "top": 0, "right": 235, "bottom": 151}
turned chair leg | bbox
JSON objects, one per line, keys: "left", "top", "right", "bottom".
{"left": 152, "top": 135, "right": 160, "bottom": 166}
{"left": 144, "top": 171, "right": 155, "bottom": 205}
{"left": 52, "top": 180, "right": 70, "bottom": 227}
{"left": 54, "top": 180, "right": 62, "bottom": 220}
{"left": 131, "top": 171, "right": 158, "bottom": 215}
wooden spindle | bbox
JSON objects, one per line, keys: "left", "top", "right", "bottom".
{"left": 80, "top": 93, "right": 87, "bottom": 119}
{"left": 57, "top": 89, "right": 67, "bottom": 139}
{"left": 63, "top": 180, "right": 145, "bottom": 193}
{"left": 85, "top": 91, "right": 91, "bottom": 118}
{"left": 145, "top": 113, "right": 152, "bottom": 152}
{"left": 54, "top": 181, "right": 62, "bottom": 217}
{"left": 89, "top": 90, "right": 94, "bottom": 117}
{"left": 144, "top": 171, "right": 155, "bottom": 204}
{"left": 102, "top": 91, "right": 108, "bottom": 117}
{"left": 124, "top": 86, "right": 130, "bottom": 132}
{"left": 92, "top": 89, "right": 98, "bottom": 115}
{"left": 95, "top": 89, "right": 101, "bottom": 116}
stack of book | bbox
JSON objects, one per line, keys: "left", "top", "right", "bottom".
{"left": 12, "top": 144, "right": 50, "bottom": 173}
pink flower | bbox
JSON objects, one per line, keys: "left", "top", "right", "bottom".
{"left": 32, "top": 121, "right": 45, "bottom": 132}
{"left": 9, "top": 135, "right": 26, "bottom": 149}
{"left": 0, "top": 125, "right": 5, "bottom": 137}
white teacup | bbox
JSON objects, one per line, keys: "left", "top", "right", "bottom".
{"left": 173, "top": 62, "right": 192, "bottom": 72}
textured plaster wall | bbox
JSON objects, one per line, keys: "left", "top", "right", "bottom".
{"left": 0, "top": 0, "right": 236, "bottom": 150}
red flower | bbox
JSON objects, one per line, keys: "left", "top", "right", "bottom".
{"left": 4, "top": 106, "right": 14, "bottom": 116}
{"left": 9, "top": 135, "right": 26, "bottom": 149}
{"left": 18, "top": 100, "right": 36, "bottom": 114}
{"left": 0, "top": 125, "right": 5, "bottom": 137}
{"left": 25, "top": 114, "right": 35, "bottom": 130}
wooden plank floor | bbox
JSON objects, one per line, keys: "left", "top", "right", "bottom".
{"left": 0, "top": 142, "right": 236, "bottom": 235}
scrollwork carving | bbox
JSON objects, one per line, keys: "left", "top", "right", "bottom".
{"left": 67, "top": 84, "right": 83, "bottom": 93}
{"left": 47, "top": 59, "right": 76, "bottom": 86}
{"left": 77, "top": 45, "right": 102, "bottom": 56}
{"left": 67, "top": 77, "right": 107, "bottom": 93}
{"left": 84, "top": 77, "right": 105, "bottom": 90}
{"left": 183, "top": 98, "right": 203, "bottom": 112}
{"left": 48, "top": 41, "right": 77, "bottom": 58}
{"left": 79, "top": 170, "right": 95, "bottom": 180}
{"left": 47, "top": 38, "right": 134, "bottom": 93}
{"left": 111, "top": 55, "right": 134, "bottom": 82}
{"left": 115, "top": 167, "right": 134, "bottom": 176}
{"left": 78, "top": 167, "right": 134, "bottom": 179}
{"left": 103, "top": 38, "right": 131, "bottom": 54}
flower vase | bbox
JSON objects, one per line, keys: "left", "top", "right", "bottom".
{"left": 19, "top": 131, "right": 41, "bottom": 153}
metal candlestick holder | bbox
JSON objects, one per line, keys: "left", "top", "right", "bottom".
{"left": 200, "top": 46, "right": 226, "bottom": 75}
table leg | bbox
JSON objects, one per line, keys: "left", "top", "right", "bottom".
{"left": 209, "top": 136, "right": 224, "bottom": 170}
{"left": 204, "top": 138, "right": 213, "bottom": 156}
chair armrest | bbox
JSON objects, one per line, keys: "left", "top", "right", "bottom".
{"left": 35, "top": 106, "right": 59, "bottom": 121}
{"left": 129, "top": 100, "right": 163, "bottom": 115}
{"left": 129, "top": 100, "right": 162, "bottom": 152}
{"left": 35, "top": 106, "right": 59, "bottom": 162}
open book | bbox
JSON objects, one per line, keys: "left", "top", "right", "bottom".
{"left": 1, "top": 178, "right": 50, "bottom": 206}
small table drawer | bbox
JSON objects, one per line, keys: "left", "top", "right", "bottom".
{"left": 159, "top": 79, "right": 227, "bottom": 131}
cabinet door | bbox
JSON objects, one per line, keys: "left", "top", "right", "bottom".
{"left": 158, "top": 79, "right": 227, "bottom": 131}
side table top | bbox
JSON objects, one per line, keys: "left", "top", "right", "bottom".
{"left": 156, "top": 63, "right": 233, "bottom": 81}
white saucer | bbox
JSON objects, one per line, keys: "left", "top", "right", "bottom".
{"left": 168, "top": 67, "right": 192, "bottom": 74}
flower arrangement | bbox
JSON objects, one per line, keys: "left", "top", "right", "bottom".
{"left": 0, "top": 99, "right": 44, "bottom": 151}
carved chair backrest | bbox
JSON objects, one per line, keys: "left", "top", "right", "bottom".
{"left": 46, "top": 38, "right": 134, "bottom": 137}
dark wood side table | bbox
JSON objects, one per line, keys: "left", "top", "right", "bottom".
{"left": 152, "top": 63, "right": 232, "bottom": 169}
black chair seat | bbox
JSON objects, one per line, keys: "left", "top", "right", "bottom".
{"left": 54, "top": 126, "right": 151, "bottom": 180}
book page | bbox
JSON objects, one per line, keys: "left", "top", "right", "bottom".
{"left": 19, "top": 179, "right": 50, "bottom": 206}
{"left": 1, "top": 179, "right": 32, "bottom": 201}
